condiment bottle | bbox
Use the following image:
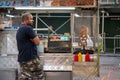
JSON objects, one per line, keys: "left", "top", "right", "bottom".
{"left": 82, "top": 54, "right": 85, "bottom": 62}
{"left": 74, "top": 54, "right": 78, "bottom": 62}
{"left": 90, "top": 55, "right": 94, "bottom": 62}
{"left": 85, "top": 53, "right": 90, "bottom": 62}
{"left": 78, "top": 52, "right": 82, "bottom": 62}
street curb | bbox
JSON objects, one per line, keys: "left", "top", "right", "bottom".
{"left": 100, "top": 54, "right": 120, "bottom": 57}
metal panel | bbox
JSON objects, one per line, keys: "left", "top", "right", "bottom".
{"left": 0, "top": 31, "right": 7, "bottom": 54}
{"left": 73, "top": 62, "right": 98, "bottom": 78}
{"left": 45, "top": 71, "right": 72, "bottom": 80}
{"left": 0, "top": 69, "right": 17, "bottom": 80}
{"left": 0, "top": 56, "right": 18, "bottom": 69}
{"left": 0, "top": 31, "right": 18, "bottom": 55}
{"left": 43, "top": 53, "right": 73, "bottom": 65}
{"left": 7, "top": 32, "right": 18, "bottom": 54}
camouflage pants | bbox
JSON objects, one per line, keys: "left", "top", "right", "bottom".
{"left": 19, "top": 57, "right": 45, "bottom": 80}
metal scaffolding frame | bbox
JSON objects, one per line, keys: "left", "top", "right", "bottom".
{"left": 34, "top": 13, "right": 71, "bottom": 35}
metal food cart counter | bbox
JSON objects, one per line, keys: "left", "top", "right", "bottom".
{"left": 40, "top": 53, "right": 98, "bottom": 80}
{"left": 41, "top": 53, "right": 72, "bottom": 80}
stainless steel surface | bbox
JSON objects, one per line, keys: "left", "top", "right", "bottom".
{"left": 43, "top": 53, "right": 73, "bottom": 65}
{"left": 44, "top": 65, "right": 72, "bottom": 71}
{"left": 73, "top": 62, "right": 98, "bottom": 78}
{"left": 0, "top": 30, "right": 19, "bottom": 69}
{"left": 0, "top": 31, "right": 7, "bottom": 54}
{"left": 45, "top": 71, "right": 72, "bottom": 80}
{"left": 0, "top": 69, "right": 17, "bottom": 80}
{"left": 0, "top": 56, "right": 18, "bottom": 69}
{"left": 42, "top": 53, "right": 73, "bottom": 71}
{"left": 0, "top": 31, "right": 18, "bottom": 55}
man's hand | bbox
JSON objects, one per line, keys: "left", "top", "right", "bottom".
{"left": 31, "top": 36, "right": 40, "bottom": 45}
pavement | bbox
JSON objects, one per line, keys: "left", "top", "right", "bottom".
{"left": 100, "top": 53, "right": 120, "bottom": 80}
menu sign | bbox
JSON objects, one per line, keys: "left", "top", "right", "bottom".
{"left": 50, "top": 0, "right": 96, "bottom": 7}
{"left": 38, "top": 0, "right": 77, "bottom": 7}
{"left": 0, "top": 0, "right": 96, "bottom": 7}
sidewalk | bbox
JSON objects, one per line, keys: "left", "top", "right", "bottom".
{"left": 100, "top": 54, "right": 120, "bottom": 80}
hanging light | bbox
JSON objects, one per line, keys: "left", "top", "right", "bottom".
{"left": 6, "top": 14, "right": 15, "bottom": 18}
{"left": 14, "top": 6, "right": 75, "bottom": 10}
{"left": 74, "top": 13, "right": 80, "bottom": 17}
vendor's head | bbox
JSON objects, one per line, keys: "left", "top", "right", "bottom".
{"left": 78, "top": 25, "right": 89, "bottom": 47}
{"left": 79, "top": 25, "right": 89, "bottom": 36}
{"left": 21, "top": 12, "right": 34, "bottom": 25}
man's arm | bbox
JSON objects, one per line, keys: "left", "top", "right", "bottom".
{"left": 31, "top": 36, "right": 40, "bottom": 45}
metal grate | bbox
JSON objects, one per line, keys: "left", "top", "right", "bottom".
{"left": 114, "top": 35, "right": 120, "bottom": 54}
{"left": 100, "top": 0, "right": 119, "bottom": 4}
